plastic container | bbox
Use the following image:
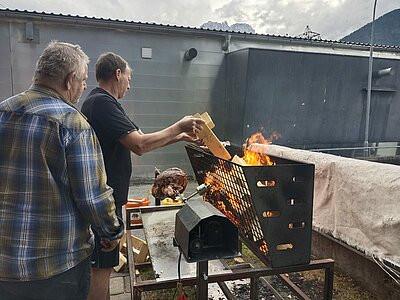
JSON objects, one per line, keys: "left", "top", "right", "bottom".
{"left": 126, "top": 197, "right": 150, "bottom": 225}
{"left": 161, "top": 196, "right": 184, "bottom": 205}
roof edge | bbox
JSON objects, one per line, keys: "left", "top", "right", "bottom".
{"left": 0, "top": 8, "right": 399, "bottom": 52}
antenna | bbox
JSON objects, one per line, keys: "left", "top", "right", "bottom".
{"left": 296, "top": 25, "right": 322, "bottom": 40}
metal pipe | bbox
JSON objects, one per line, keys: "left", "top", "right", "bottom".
{"left": 364, "top": 0, "right": 378, "bottom": 157}
{"left": 182, "top": 183, "right": 209, "bottom": 202}
{"left": 184, "top": 47, "right": 197, "bottom": 60}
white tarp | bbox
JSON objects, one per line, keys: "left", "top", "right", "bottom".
{"left": 250, "top": 144, "right": 400, "bottom": 266}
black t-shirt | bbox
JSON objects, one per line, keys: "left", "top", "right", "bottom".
{"left": 81, "top": 87, "right": 139, "bottom": 207}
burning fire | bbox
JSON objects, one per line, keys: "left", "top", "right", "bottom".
{"left": 242, "top": 131, "right": 280, "bottom": 166}
{"left": 204, "top": 166, "right": 241, "bottom": 227}
{"left": 259, "top": 240, "right": 268, "bottom": 253}
{"left": 203, "top": 131, "right": 281, "bottom": 255}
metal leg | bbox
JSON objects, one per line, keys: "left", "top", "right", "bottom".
{"left": 217, "top": 281, "right": 237, "bottom": 300}
{"left": 278, "top": 274, "right": 311, "bottom": 300}
{"left": 196, "top": 261, "right": 209, "bottom": 300}
{"left": 250, "top": 277, "right": 259, "bottom": 300}
{"left": 324, "top": 264, "right": 334, "bottom": 300}
{"left": 132, "top": 289, "right": 142, "bottom": 300}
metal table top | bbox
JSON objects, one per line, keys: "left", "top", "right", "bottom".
{"left": 140, "top": 205, "right": 231, "bottom": 282}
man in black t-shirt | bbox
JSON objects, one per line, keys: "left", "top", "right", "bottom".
{"left": 81, "top": 52, "right": 204, "bottom": 300}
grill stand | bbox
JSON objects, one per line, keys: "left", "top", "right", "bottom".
{"left": 126, "top": 205, "right": 334, "bottom": 300}
{"left": 196, "top": 261, "right": 208, "bottom": 299}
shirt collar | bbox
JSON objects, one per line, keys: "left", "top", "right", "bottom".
{"left": 30, "top": 84, "right": 65, "bottom": 100}
{"left": 29, "top": 84, "right": 88, "bottom": 120}
{"left": 94, "top": 87, "right": 122, "bottom": 107}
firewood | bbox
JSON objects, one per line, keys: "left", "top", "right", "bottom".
{"left": 194, "top": 112, "right": 231, "bottom": 160}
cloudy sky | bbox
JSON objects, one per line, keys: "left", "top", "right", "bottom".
{"left": 0, "top": 0, "right": 399, "bottom": 40}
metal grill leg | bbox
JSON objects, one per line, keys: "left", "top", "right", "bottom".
{"left": 196, "top": 261, "right": 209, "bottom": 300}
{"left": 250, "top": 277, "right": 259, "bottom": 300}
{"left": 324, "top": 264, "right": 334, "bottom": 300}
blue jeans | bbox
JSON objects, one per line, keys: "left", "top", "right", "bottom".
{"left": 0, "top": 256, "right": 91, "bottom": 300}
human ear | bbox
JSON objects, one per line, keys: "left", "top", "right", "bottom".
{"left": 115, "top": 69, "right": 122, "bottom": 80}
{"left": 65, "top": 72, "right": 75, "bottom": 90}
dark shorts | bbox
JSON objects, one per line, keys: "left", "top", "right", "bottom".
{"left": 91, "top": 205, "right": 123, "bottom": 269}
{"left": 0, "top": 256, "right": 91, "bottom": 300}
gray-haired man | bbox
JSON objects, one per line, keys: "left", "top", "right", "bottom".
{"left": 0, "top": 41, "right": 123, "bottom": 300}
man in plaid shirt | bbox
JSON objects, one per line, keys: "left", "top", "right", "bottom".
{"left": 0, "top": 41, "right": 123, "bottom": 300}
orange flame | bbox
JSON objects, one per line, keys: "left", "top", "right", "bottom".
{"left": 260, "top": 240, "right": 268, "bottom": 253}
{"left": 202, "top": 131, "right": 280, "bottom": 254}
{"left": 242, "top": 131, "right": 280, "bottom": 166}
{"left": 204, "top": 165, "right": 241, "bottom": 227}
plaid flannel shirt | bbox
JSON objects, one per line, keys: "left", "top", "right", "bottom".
{"left": 0, "top": 85, "right": 123, "bottom": 281}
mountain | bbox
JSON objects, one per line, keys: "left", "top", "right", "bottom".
{"left": 341, "top": 9, "right": 400, "bottom": 47}
{"left": 200, "top": 21, "right": 255, "bottom": 34}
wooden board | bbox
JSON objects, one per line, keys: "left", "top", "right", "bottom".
{"left": 199, "top": 112, "right": 215, "bottom": 129}
{"left": 194, "top": 112, "right": 231, "bottom": 160}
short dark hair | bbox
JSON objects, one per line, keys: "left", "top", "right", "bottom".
{"left": 95, "top": 52, "right": 129, "bottom": 82}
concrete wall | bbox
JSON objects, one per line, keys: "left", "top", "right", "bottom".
{"left": 312, "top": 231, "right": 400, "bottom": 300}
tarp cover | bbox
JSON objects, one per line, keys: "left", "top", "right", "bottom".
{"left": 250, "top": 144, "right": 400, "bottom": 266}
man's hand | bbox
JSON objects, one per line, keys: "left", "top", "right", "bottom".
{"left": 177, "top": 132, "right": 204, "bottom": 145}
{"left": 100, "top": 238, "right": 120, "bottom": 252}
{"left": 176, "top": 116, "right": 205, "bottom": 135}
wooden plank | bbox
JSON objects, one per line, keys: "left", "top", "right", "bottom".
{"left": 200, "top": 112, "right": 215, "bottom": 129}
{"left": 232, "top": 155, "right": 247, "bottom": 166}
{"left": 132, "top": 236, "right": 149, "bottom": 264}
{"left": 113, "top": 252, "right": 127, "bottom": 272}
{"left": 194, "top": 112, "right": 231, "bottom": 160}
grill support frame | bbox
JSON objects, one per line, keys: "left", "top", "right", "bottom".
{"left": 125, "top": 204, "right": 335, "bottom": 300}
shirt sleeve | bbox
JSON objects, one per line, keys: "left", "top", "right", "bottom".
{"left": 66, "top": 127, "right": 124, "bottom": 240}
{"left": 92, "top": 96, "right": 139, "bottom": 140}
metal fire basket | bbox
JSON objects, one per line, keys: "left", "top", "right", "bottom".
{"left": 185, "top": 143, "right": 315, "bottom": 268}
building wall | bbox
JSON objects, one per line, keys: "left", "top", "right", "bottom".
{"left": 226, "top": 48, "right": 400, "bottom": 149}
{"left": 1, "top": 11, "right": 400, "bottom": 179}
{"left": 0, "top": 16, "right": 227, "bottom": 179}
{"left": 0, "top": 23, "right": 12, "bottom": 100}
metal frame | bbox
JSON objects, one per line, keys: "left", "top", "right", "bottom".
{"left": 126, "top": 206, "right": 334, "bottom": 300}
{"left": 185, "top": 143, "right": 315, "bottom": 268}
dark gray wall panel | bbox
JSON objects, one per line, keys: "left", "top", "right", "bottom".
{"left": 225, "top": 49, "right": 249, "bottom": 145}
{"left": 226, "top": 48, "right": 400, "bottom": 148}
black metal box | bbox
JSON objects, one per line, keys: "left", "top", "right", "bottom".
{"left": 175, "top": 199, "right": 240, "bottom": 263}
{"left": 185, "top": 144, "right": 314, "bottom": 268}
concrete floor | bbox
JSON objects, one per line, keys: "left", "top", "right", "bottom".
{"left": 110, "top": 269, "right": 131, "bottom": 300}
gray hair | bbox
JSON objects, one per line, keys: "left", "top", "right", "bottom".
{"left": 33, "top": 41, "right": 89, "bottom": 85}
